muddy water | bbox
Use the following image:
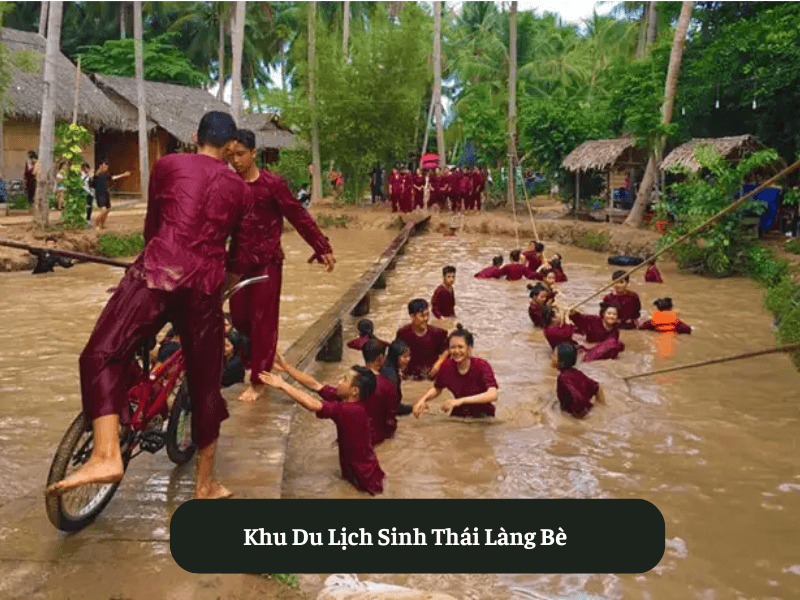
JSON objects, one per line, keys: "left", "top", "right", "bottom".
{"left": 282, "top": 234, "right": 800, "bottom": 600}
{"left": 0, "top": 228, "right": 394, "bottom": 507}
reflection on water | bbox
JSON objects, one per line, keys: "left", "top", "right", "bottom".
{"left": 286, "top": 233, "right": 800, "bottom": 600}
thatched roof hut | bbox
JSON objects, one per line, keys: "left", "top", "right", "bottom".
{"left": 561, "top": 138, "right": 644, "bottom": 172}
{"left": 660, "top": 135, "right": 777, "bottom": 172}
{"left": 93, "top": 75, "right": 294, "bottom": 150}
{"left": 1, "top": 28, "right": 136, "bottom": 132}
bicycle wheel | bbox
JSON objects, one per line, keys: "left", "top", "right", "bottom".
{"left": 166, "top": 380, "right": 196, "bottom": 465}
{"left": 45, "top": 412, "right": 132, "bottom": 532}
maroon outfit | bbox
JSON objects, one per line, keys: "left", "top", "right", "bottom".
{"left": 362, "top": 373, "right": 398, "bottom": 444}
{"left": 228, "top": 169, "right": 332, "bottom": 383}
{"left": 388, "top": 171, "right": 401, "bottom": 212}
{"left": 431, "top": 284, "right": 456, "bottom": 319}
{"left": 475, "top": 265, "right": 503, "bottom": 279}
{"left": 644, "top": 265, "right": 663, "bottom": 283}
{"left": 499, "top": 263, "right": 537, "bottom": 281}
{"left": 552, "top": 266, "right": 568, "bottom": 283}
{"left": 528, "top": 302, "right": 545, "bottom": 327}
{"left": 544, "top": 323, "right": 579, "bottom": 350}
{"left": 601, "top": 291, "right": 641, "bottom": 329}
{"left": 80, "top": 154, "right": 250, "bottom": 449}
{"left": 443, "top": 172, "right": 458, "bottom": 212}
{"left": 523, "top": 251, "right": 542, "bottom": 272}
{"left": 396, "top": 324, "right": 448, "bottom": 379}
{"left": 434, "top": 357, "right": 498, "bottom": 418}
{"left": 570, "top": 313, "right": 625, "bottom": 362}
{"left": 458, "top": 171, "right": 474, "bottom": 210}
{"left": 316, "top": 400, "right": 384, "bottom": 495}
{"left": 317, "top": 385, "right": 340, "bottom": 403}
{"left": 471, "top": 171, "right": 485, "bottom": 210}
{"left": 399, "top": 172, "right": 414, "bottom": 213}
{"left": 413, "top": 174, "right": 425, "bottom": 209}
{"left": 346, "top": 335, "right": 389, "bottom": 350}
{"left": 557, "top": 367, "right": 599, "bottom": 419}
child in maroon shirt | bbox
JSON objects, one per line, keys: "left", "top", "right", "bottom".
{"left": 540, "top": 305, "right": 579, "bottom": 351}
{"left": 602, "top": 271, "right": 641, "bottom": 329}
{"left": 260, "top": 365, "right": 384, "bottom": 495}
{"left": 396, "top": 298, "right": 449, "bottom": 380}
{"left": 644, "top": 260, "right": 663, "bottom": 283}
{"left": 431, "top": 265, "right": 457, "bottom": 318}
{"left": 475, "top": 255, "right": 504, "bottom": 279}
{"left": 523, "top": 241, "right": 544, "bottom": 272}
{"left": 499, "top": 249, "right": 538, "bottom": 281}
{"left": 571, "top": 303, "right": 625, "bottom": 362}
{"left": 552, "top": 343, "right": 605, "bottom": 419}
{"left": 346, "top": 318, "right": 389, "bottom": 350}
{"left": 413, "top": 324, "right": 499, "bottom": 418}
{"left": 362, "top": 340, "right": 398, "bottom": 443}
{"left": 527, "top": 283, "right": 553, "bottom": 327}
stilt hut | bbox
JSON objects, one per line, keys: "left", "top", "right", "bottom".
{"left": 561, "top": 138, "right": 646, "bottom": 222}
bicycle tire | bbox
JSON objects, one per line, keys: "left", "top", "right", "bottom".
{"left": 45, "top": 412, "right": 132, "bottom": 532}
{"left": 166, "top": 380, "right": 197, "bottom": 465}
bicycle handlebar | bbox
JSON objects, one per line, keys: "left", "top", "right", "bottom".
{"left": 222, "top": 274, "right": 270, "bottom": 302}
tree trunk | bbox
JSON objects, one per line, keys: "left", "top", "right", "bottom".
{"left": 342, "top": 0, "right": 350, "bottom": 58}
{"left": 636, "top": 7, "right": 647, "bottom": 58}
{"left": 230, "top": 1, "right": 246, "bottom": 120}
{"left": 217, "top": 5, "right": 225, "bottom": 102}
{"left": 309, "top": 1, "right": 322, "bottom": 203}
{"left": 420, "top": 92, "right": 435, "bottom": 165}
{"left": 624, "top": 0, "right": 693, "bottom": 227}
{"left": 34, "top": 0, "right": 63, "bottom": 229}
{"left": 647, "top": 1, "right": 658, "bottom": 47}
{"left": 120, "top": 2, "right": 127, "bottom": 39}
{"left": 507, "top": 1, "right": 517, "bottom": 209}
{"left": 433, "top": 1, "right": 445, "bottom": 169}
{"left": 134, "top": 0, "right": 149, "bottom": 204}
{"left": 38, "top": 1, "right": 49, "bottom": 37}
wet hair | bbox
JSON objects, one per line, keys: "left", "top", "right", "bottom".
{"left": 541, "top": 305, "right": 557, "bottom": 329}
{"left": 443, "top": 265, "right": 456, "bottom": 276}
{"left": 510, "top": 249, "right": 521, "bottom": 262}
{"left": 28, "top": 151, "right": 38, "bottom": 159}
{"left": 234, "top": 128, "right": 256, "bottom": 150}
{"left": 386, "top": 339, "right": 410, "bottom": 372}
{"left": 197, "top": 110, "right": 238, "bottom": 147}
{"left": 350, "top": 365, "right": 376, "bottom": 400}
{"left": 408, "top": 298, "right": 429, "bottom": 315}
{"left": 612, "top": 270, "right": 630, "bottom": 283}
{"left": 492, "top": 255, "right": 504, "bottom": 267}
{"left": 552, "top": 253, "right": 562, "bottom": 261}
{"left": 356, "top": 318, "right": 375, "bottom": 337}
{"left": 653, "top": 297, "right": 673, "bottom": 311}
{"left": 448, "top": 323, "right": 474, "bottom": 347}
{"left": 362, "top": 339, "right": 386, "bottom": 364}
{"left": 549, "top": 259, "right": 562, "bottom": 271}
{"left": 600, "top": 302, "right": 621, "bottom": 317}
{"left": 527, "top": 282, "right": 548, "bottom": 299}
{"left": 556, "top": 342, "right": 578, "bottom": 369}
{"left": 535, "top": 242, "right": 545, "bottom": 253}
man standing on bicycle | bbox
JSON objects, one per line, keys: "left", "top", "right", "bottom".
{"left": 227, "top": 129, "right": 336, "bottom": 403}
{"left": 47, "top": 111, "right": 251, "bottom": 500}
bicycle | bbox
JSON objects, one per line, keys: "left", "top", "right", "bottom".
{"left": 45, "top": 275, "right": 269, "bottom": 532}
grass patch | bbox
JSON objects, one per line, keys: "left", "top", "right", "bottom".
{"left": 572, "top": 230, "right": 610, "bottom": 252}
{"left": 6, "top": 193, "right": 29, "bottom": 210}
{"left": 316, "top": 214, "right": 351, "bottom": 229}
{"left": 261, "top": 574, "right": 299, "bottom": 589}
{"left": 786, "top": 239, "right": 800, "bottom": 255}
{"left": 98, "top": 232, "right": 145, "bottom": 258}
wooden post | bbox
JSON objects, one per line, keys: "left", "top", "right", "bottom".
{"left": 134, "top": 1, "right": 148, "bottom": 203}
{"left": 372, "top": 271, "right": 387, "bottom": 289}
{"left": 574, "top": 170, "right": 580, "bottom": 215}
{"left": 350, "top": 293, "right": 370, "bottom": 317}
{"left": 316, "top": 320, "right": 343, "bottom": 362}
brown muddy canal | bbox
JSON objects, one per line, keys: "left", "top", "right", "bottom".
{"left": 2, "top": 228, "right": 799, "bottom": 600}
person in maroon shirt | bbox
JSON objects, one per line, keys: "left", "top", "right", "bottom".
{"left": 396, "top": 298, "right": 449, "bottom": 380}
{"left": 527, "top": 282, "right": 553, "bottom": 327}
{"left": 388, "top": 165, "right": 401, "bottom": 212}
{"left": 398, "top": 165, "right": 414, "bottom": 213}
{"left": 499, "top": 250, "right": 538, "bottom": 281}
{"left": 259, "top": 366, "right": 384, "bottom": 495}
{"left": 644, "top": 259, "right": 663, "bottom": 283}
{"left": 475, "top": 255, "right": 504, "bottom": 279}
{"left": 540, "top": 253, "right": 568, "bottom": 282}
{"left": 552, "top": 343, "right": 605, "bottom": 419}
{"left": 413, "top": 168, "right": 425, "bottom": 210}
{"left": 431, "top": 265, "right": 457, "bottom": 319}
{"left": 458, "top": 168, "right": 474, "bottom": 211}
{"left": 570, "top": 303, "right": 625, "bottom": 361}
{"left": 540, "top": 270, "right": 561, "bottom": 303}
{"left": 601, "top": 271, "right": 641, "bottom": 329}
{"left": 413, "top": 324, "right": 499, "bottom": 418}
{"left": 228, "top": 129, "right": 335, "bottom": 403}
{"left": 523, "top": 241, "right": 544, "bottom": 272}
{"left": 346, "top": 318, "right": 389, "bottom": 350}
{"left": 362, "top": 340, "right": 398, "bottom": 443}
{"left": 539, "top": 305, "right": 580, "bottom": 352}
{"left": 471, "top": 166, "right": 485, "bottom": 211}
{"left": 47, "top": 112, "right": 248, "bottom": 500}
{"left": 381, "top": 339, "right": 413, "bottom": 416}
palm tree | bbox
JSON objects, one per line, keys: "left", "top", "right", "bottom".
{"left": 35, "top": 0, "right": 63, "bottom": 229}
{"left": 230, "top": 1, "right": 245, "bottom": 119}
{"left": 134, "top": 0, "right": 148, "bottom": 203}
{"left": 624, "top": 0, "right": 693, "bottom": 227}
{"left": 309, "top": 1, "right": 322, "bottom": 203}
{"left": 433, "top": 0, "right": 445, "bottom": 167}
{"left": 507, "top": 0, "right": 517, "bottom": 208}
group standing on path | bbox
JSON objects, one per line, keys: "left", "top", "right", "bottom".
{"left": 384, "top": 162, "right": 486, "bottom": 214}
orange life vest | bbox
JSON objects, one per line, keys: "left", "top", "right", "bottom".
{"left": 651, "top": 310, "right": 679, "bottom": 333}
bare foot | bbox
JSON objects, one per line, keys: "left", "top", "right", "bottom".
{"left": 195, "top": 481, "right": 233, "bottom": 499}
{"left": 238, "top": 384, "right": 264, "bottom": 403}
{"left": 46, "top": 456, "right": 124, "bottom": 496}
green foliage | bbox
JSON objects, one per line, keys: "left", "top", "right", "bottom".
{"left": 764, "top": 275, "right": 800, "bottom": 367}
{"left": 268, "top": 149, "right": 311, "bottom": 194}
{"left": 316, "top": 214, "right": 351, "bottom": 229}
{"left": 52, "top": 123, "right": 94, "bottom": 229}
{"left": 264, "top": 574, "right": 299, "bottom": 589}
{"left": 98, "top": 232, "right": 145, "bottom": 258}
{"left": 658, "top": 145, "right": 779, "bottom": 277}
{"left": 573, "top": 230, "right": 609, "bottom": 252}
{"left": 783, "top": 188, "right": 800, "bottom": 208}
{"left": 7, "top": 193, "right": 28, "bottom": 210}
{"left": 786, "top": 240, "right": 800, "bottom": 255}
{"left": 78, "top": 32, "right": 207, "bottom": 86}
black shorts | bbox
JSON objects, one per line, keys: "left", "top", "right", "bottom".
{"left": 96, "top": 195, "right": 110, "bottom": 209}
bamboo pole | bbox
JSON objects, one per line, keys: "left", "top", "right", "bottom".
{"left": 623, "top": 342, "right": 800, "bottom": 381}
{"left": 72, "top": 56, "right": 80, "bottom": 124}
{"left": 568, "top": 157, "right": 800, "bottom": 312}
{"left": 514, "top": 145, "right": 539, "bottom": 242}
{"left": 0, "top": 238, "right": 132, "bottom": 269}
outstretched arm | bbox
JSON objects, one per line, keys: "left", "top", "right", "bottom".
{"left": 413, "top": 386, "right": 443, "bottom": 418}
{"left": 258, "top": 371, "right": 322, "bottom": 412}
{"left": 272, "top": 353, "right": 324, "bottom": 393}
{"left": 442, "top": 387, "right": 498, "bottom": 415}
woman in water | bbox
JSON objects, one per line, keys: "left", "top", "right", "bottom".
{"left": 413, "top": 324, "right": 498, "bottom": 419}
{"left": 570, "top": 303, "right": 625, "bottom": 362}
{"left": 380, "top": 339, "right": 413, "bottom": 416}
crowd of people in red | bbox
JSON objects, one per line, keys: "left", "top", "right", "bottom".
{"left": 382, "top": 163, "right": 487, "bottom": 213}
